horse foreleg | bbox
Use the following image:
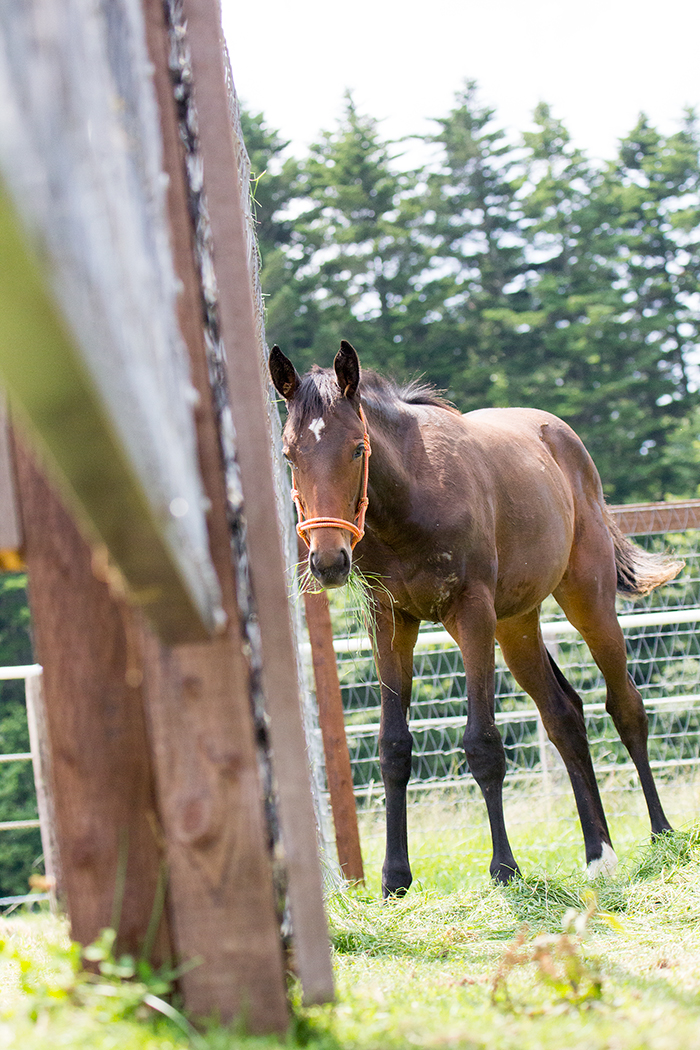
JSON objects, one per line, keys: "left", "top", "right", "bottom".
{"left": 446, "top": 594, "right": 521, "bottom": 884}
{"left": 375, "top": 606, "right": 420, "bottom": 898}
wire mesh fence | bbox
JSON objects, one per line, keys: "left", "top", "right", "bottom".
{"left": 323, "top": 519, "right": 700, "bottom": 832}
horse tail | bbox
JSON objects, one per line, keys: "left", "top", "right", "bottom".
{"left": 605, "top": 509, "right": 684, "bottom": 597}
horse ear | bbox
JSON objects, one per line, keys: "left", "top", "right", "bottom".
{"left": 269, "top": 345, "right": 300, "bottom": 401}
{"left": 334, "top": 340, "right": 360, "bottom": 400}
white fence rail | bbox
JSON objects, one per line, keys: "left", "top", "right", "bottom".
{"left": 324, "top": 524, "right": 700, "bottom": 812}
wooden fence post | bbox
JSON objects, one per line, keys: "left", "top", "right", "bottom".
{"left": 302, "top": 582, "right": 364, "bottom": 884}
{"left": 135, "top": 0, "right": 290, "bottom": 1029}
{"left": 12, "top": 441, "right": 171, "bottom": 963}
{"left": 180, "top": 0, "right": 334, "bottom": 1006}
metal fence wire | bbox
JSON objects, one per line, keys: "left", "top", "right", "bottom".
{"left": 325, "top": 523, "right": 700, "bottom": 810}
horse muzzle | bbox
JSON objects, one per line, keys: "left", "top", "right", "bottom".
{"left": 309, "top": 545, "right": 351, "bottom": 588}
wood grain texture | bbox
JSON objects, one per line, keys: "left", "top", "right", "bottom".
{"left": 139, "top": 0, "right": 289, "bottom": 1030}
{"left": 181, "top": 0, "right": 334, "bottom": 1005}
{"left": 14, "top": 441, "right": 170, "bottom": 962}
{"left": 303, "top": 587, "right": 364, "bottom": 884}
{"left": 0, "top": 0, "right": 222, "bottom": 641}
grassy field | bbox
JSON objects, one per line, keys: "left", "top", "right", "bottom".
{"left": 2, "top": 781, "right": 700, "bottom": 1049}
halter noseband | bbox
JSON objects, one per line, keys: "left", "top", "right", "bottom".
{"left": 292, "top": 405, "right": 371, "bottom": 549}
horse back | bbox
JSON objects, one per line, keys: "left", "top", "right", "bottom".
{"left": 456, "top": 407, "right": 608, "bottom": 615}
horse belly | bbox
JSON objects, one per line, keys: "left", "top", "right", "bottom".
{"left": 493, "top": 483, "right": 574, "bottom": 620}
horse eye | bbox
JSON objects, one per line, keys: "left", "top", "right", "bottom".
{"left": 352, "top": 444, "right": 364, "bottom": 459}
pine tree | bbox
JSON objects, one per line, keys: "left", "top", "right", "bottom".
{"left": 418, "top": 82, "right": 529, "bottom": 408}
{"left": 238, "top": 108, "right": 312, "bottom": 353}
{"left": 510, "top": 107, "right": 700, "bottom": 500}
{"left": 282, "top": 93, "right": 429, "bottom": 375}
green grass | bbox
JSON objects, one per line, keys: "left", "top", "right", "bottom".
{"left": 3, "top": 781, "right": 700, "bottom": 1049}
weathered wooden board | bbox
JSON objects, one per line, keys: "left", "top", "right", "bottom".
{"left": 139, "top": 0, "right": 289, "bottom": 1029}
{"left": 181, "top": 0, "right": 334, "bottom": 1006}
{"left": 14, "top": 440, "right": 171, "bottom": 962}
{"left": 0, "top": 1, "right": 223, "bottom": 642}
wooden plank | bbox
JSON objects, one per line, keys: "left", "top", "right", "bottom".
{"left": 138, "top": 0, "right": 289, "bottom": 1030}
{"left": 13, "top": 440, "right": 171, "bottom": 962}
{"left": 303, "top": 583, "right": 364, "bottom": 884}
{"left": 0, "top": 1, "right": 223, "bottom": 642}
{"left": 610, "top": 500, "right": 700, "bottom": 536}
{"left": 24, "top": 673, "right": 63, "bottom": 912}
{"left": 181, "top": 0, "right": 334, "bottom": 1005}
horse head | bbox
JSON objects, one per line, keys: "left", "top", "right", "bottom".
{"left": 269, "top": 341, "right": 370, "bottom": 589}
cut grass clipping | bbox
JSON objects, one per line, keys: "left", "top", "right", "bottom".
{"left": 2, "top": 820, "right": 700, "bottom": 1049}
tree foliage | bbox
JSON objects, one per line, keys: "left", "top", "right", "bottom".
{"left": 248, "top": 87, "right": 700, "bottom": 502}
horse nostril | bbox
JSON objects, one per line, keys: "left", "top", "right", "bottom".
{"left": 309, "top": 547, "right": 351, "bottom": 587}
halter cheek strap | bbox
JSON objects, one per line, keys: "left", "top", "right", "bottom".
{"left": 292, "top": 405, "right": 371, "bottom": 549}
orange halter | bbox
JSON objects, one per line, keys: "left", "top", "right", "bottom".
{"left": 292, "top": 405, "right": 371, "bottom": 549}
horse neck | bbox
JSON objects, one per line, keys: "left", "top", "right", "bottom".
{"left": 362, "top": 401, "right": 414, "bottom": 526}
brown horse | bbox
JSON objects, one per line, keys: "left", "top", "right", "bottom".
{"left": 270, "top": 340, "right": 682, "bottom": 896}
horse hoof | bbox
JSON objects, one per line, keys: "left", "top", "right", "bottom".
{"left": 382, "top": 886, "right": 409, "bottom": 901}
{"left": 490, "top": 861, "right": 521, "bottom": 885}
{"left": 382, "top": 869, "right": 412, "bottom": 899}
{"left": 586, "top": 842, "right": 618, "bottom": 880}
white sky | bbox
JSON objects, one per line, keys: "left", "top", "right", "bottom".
{"left": 222, "top": 0, "right": 700, "bottom": 165}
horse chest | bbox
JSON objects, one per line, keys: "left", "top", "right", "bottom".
{"left": 361, "top": 542, "right": 467, "bottom": 622}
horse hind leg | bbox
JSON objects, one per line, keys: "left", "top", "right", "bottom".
{"left": 496, "top": 609, "right": 618, "bottom": 878}
{"left": 554, "top": 576, "right": 672, "bottom": 839}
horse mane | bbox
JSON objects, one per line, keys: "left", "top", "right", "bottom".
{"left": 289, "top": 365, "right": 459, "bottom": 427}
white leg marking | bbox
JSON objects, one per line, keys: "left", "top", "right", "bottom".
{"left": 586, "top": 842, "right": 618, "bottom": 880}
{"left": 309, "top": 417, "right": 325, "bottom": 442}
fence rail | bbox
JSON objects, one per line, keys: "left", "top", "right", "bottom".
{"left": 322, "top": 525, "right": 700, "bottom": 814}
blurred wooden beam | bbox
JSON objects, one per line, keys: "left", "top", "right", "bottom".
{"left": 0, "top": 4, "right": 223, "bottom": 642}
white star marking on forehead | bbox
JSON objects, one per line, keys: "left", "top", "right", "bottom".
{"left": 308, "top": 417, "right": 325, "bottom": 442}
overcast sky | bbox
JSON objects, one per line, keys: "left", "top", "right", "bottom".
{"left": 222, "top": 0, "right": 699, "bottom": 164}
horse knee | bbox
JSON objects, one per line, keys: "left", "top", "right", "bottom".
{"left": 463, "top": 722, "right": 506, "bottom": 785}
{"left": 379, "top": 732, "right": 413, "bottom": 786}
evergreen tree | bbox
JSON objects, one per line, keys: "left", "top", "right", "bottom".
{"left": 508, "top": 106, "right": 700, "bottom": 500}
{"left": 279, "top": 93, "right": 429, "bottom": 375}
{"left": 418, "top": 82, "right": 529, "bottom": 408}
{"left": 238, "top": 108, "right": 310, "bottom": 352}
{"left": 242, "top": 89, "right": 700, "bottom": 501}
